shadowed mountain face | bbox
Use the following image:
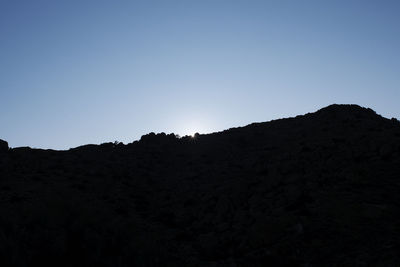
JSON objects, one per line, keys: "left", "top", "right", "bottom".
{"left": 1, "top": 104, "right": 400, "bottom": 266}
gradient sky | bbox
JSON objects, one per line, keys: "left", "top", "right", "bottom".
{"left": 1, "top": 0, "right": 399, "bottom": 149}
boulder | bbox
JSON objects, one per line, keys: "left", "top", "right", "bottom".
{"left": 0, "top": 139, "right": 9, "bottom": 152}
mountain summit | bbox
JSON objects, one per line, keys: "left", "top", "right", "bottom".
{"left": 1, "top": 104, "right": 400, "bottom": 266}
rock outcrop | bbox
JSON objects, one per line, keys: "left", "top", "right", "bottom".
{"left": 0, "top": 139, "right": 8, "bottom": 152}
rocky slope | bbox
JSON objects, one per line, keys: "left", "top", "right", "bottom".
{"left": 1, "top": 104, "right": 400, "bottom": 266}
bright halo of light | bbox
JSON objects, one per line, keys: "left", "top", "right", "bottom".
{"left": 170, "top": 115, "right": 217, "bottom": 138}
{"left": 179, "top": 121, "right": 210, "bottom": 137}
{"left": 183, "top": 126, "right": 200, "bottom": 137}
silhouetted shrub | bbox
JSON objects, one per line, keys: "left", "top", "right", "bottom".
{"left": 140, "top": 132, "right": 156, "bottom": 143}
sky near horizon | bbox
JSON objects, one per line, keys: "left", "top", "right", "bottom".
{"left": 0, "top": 0, "right": 399, "bottom": 149}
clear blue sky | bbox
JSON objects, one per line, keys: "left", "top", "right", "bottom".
{"left": 1, "top": 0, "right": 399, "bottom": 149}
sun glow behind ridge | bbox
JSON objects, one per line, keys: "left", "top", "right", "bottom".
{"left": 172, "top": 117, "right": 217, "bottom": 138}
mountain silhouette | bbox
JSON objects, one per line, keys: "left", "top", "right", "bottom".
{"left": 1, "top": 104, "right": 400, "bottom": 266}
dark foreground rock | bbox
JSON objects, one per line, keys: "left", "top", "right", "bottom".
{"left": 1, "top": 104, "right": 400, "bottom": 266}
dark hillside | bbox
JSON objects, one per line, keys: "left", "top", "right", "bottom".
{"left": 1, "top": 104, "right": 400, "bottom": 266}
